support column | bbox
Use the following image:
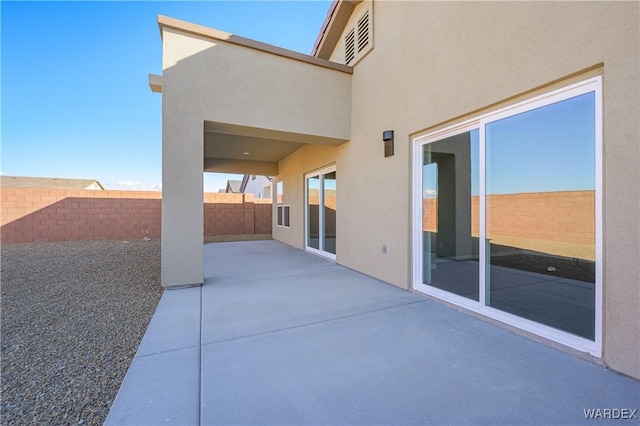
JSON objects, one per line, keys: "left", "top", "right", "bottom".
{"left": 161, "top": 110, "right": 204, "bottom": 288}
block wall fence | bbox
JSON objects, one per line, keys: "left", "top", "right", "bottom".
{"left": 0, "top": 188, "right": 272, "bottom": 244}
{"left": 2, "top": 187, "right": 594, "bottom": 256}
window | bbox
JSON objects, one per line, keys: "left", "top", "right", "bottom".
{"left": 275, "top": 181, "right": 289, "bottom": 228}
{"left": 277, "top": 205, "right": 290, "bottom": 228}
{"left": 413, "top": 77, "right": 602, "bottom": 355}
{"left": 276, "top": 181, "right": 283, "bottom": 204}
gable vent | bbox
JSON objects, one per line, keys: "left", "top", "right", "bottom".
{"left": 357, "top": 11, "right": 369, "bottom": 52}
{"left": 342, "top": 5, "right": 373, "bottom": 66}
{"left": 344, "top": 29, "right": 356, "bottom": 65}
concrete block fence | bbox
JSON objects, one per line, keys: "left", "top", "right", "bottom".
{"left": 0, "top": 188, "right": 272, "bottom": 243}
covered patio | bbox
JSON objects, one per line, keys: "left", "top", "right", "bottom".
{"left": 152, "top": 15, "right": 351, "bottom": 289}
{"left": 106, "top": 240, "right": 639, "bottom": 425}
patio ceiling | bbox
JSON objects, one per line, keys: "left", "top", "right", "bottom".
{"left": 203, "top": 121, "right": 346, "bottom": 175}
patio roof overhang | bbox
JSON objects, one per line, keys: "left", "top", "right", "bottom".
{"left": 154, "top": 15, "right": 353, "bottom": 176}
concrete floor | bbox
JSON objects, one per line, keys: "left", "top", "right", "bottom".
{"left": 106, "top": 240, "right": 639, "bottom": 425}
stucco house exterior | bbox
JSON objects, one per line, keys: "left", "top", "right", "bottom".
{"left": 241, "top": 174, "right": 272, "bottom": 199}
{"left": 149, "top": 1, "right": 639, "bottom": 380}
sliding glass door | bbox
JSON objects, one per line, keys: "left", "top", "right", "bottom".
{"left": 306, "top": 166, "right": 336, "bottom": 259}
{"left": 413, "top": 77, "right": 601, "bottom": 355}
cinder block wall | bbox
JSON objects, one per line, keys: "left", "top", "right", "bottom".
{"left": 202, "top": 193, "right": 272, "bottom": 236}
{"left": 1, "top": 188, "right": 272, "bottom": 243}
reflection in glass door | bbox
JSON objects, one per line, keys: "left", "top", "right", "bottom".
{"left": 307, "top": 176, "right": 320, "bottom": 250}
{"left": 322, "top": 171, "right": 337, "bottom": 255}
{"left": 422, "top": 130, "right": 480, "bottom": 301}
{"left": 485, "top": 92, "right": 596, "bottom": 340}
{"left": 306, "top": 166, "right": 337, "bottom": 259}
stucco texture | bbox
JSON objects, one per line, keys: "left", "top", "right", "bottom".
{"left": 308, "top": 1, "right": 638, "bottom": 378}
{"left": 161, "top": 1, "right": 639, "bottom": 379}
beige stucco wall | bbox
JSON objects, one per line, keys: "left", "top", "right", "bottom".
{"left": 162, "top": 28, "right": 351, "bottom": 141}
{"left": 277, "top": 1, "right": 639, "bottom": 378}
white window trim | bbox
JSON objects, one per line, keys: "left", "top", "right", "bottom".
{"left": 275, "top": 180, "right": 289, "bottom": 228}
{"left": 412, "top": 76, "right": 603, "bottom": 357}
{"left": 276, "top": 205, "right": 291, "bottom": 229}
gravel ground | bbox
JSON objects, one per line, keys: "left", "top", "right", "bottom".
{"left": 1, "top": 239, "right": 163, "bottom": 425}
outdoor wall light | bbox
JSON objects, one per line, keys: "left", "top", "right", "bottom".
{"left": 383, "top": 130, "right": 394, "bottom": 157}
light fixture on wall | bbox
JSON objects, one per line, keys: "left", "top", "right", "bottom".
{"left": 383, "top": 130, "right": 394, "bottom": 157}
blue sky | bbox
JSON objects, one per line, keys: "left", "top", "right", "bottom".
{"left": 1, "top": 1, "right": 331, "bottom": 192}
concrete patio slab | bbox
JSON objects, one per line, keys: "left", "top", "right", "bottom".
{"left": 105, "top": 285, "right": 202, "bottom": 425}
{"left": 107, "top": 240, "right": 639, "bottom": 425}
{"left": 201, "top": 301, "right": 637, "bottom": 425}
{"left": 201, "top": 243, "right": 420, "bottom": 345}
{"left": 104, "top": 346, "right": 200, "bottom": 425}
{"left": 136, "top": 285, "right": 201, "bottom": 357}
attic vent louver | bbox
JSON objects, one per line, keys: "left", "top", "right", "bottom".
{"left": 342, "top": 5, "right": 372, "bottom": 66}
{"left": 345, "top": 29, "right": 356, "bottom": 65}
{"left": 357, "top": 11, "right": 369, "bottom": 52}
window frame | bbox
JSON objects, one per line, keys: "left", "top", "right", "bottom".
{"left": 412, "top": 76, "right": 602, "bottom": 356}
{"left": 304, "top": 164, "right": 337, "bottom": 260}
{"left": 277, "top": 204, "right": 290, "bottom": 228}
{"left": 275, "top": 181, "right": 289, "bottom": 228}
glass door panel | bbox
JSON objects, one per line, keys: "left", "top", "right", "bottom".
{"left": 306, "top": 176, "right": 320, "bottom": 250}
{"left": 422, "top": 130, "right": 480, "bottom": 301}
{"left": 306, "top": 167, "right": 337, "bottom": 258}
{"left": 322, "top": 171, "right": 337, "bottom": 255}
{"left": 485, "top": 92, "right": 596, "bottom": 340}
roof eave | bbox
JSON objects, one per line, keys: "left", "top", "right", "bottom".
{"left": 149, "top": 74, "right": 163, "bottom": 93}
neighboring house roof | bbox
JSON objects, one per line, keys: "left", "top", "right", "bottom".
{"left": 0, "top": 176, "right": 105, "bottom": 190}
{"left": 225, "top": 180, "right": 243, "bottom": 193}
{"left": 239, "top": 174, "right": 273, "bottom": 193}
